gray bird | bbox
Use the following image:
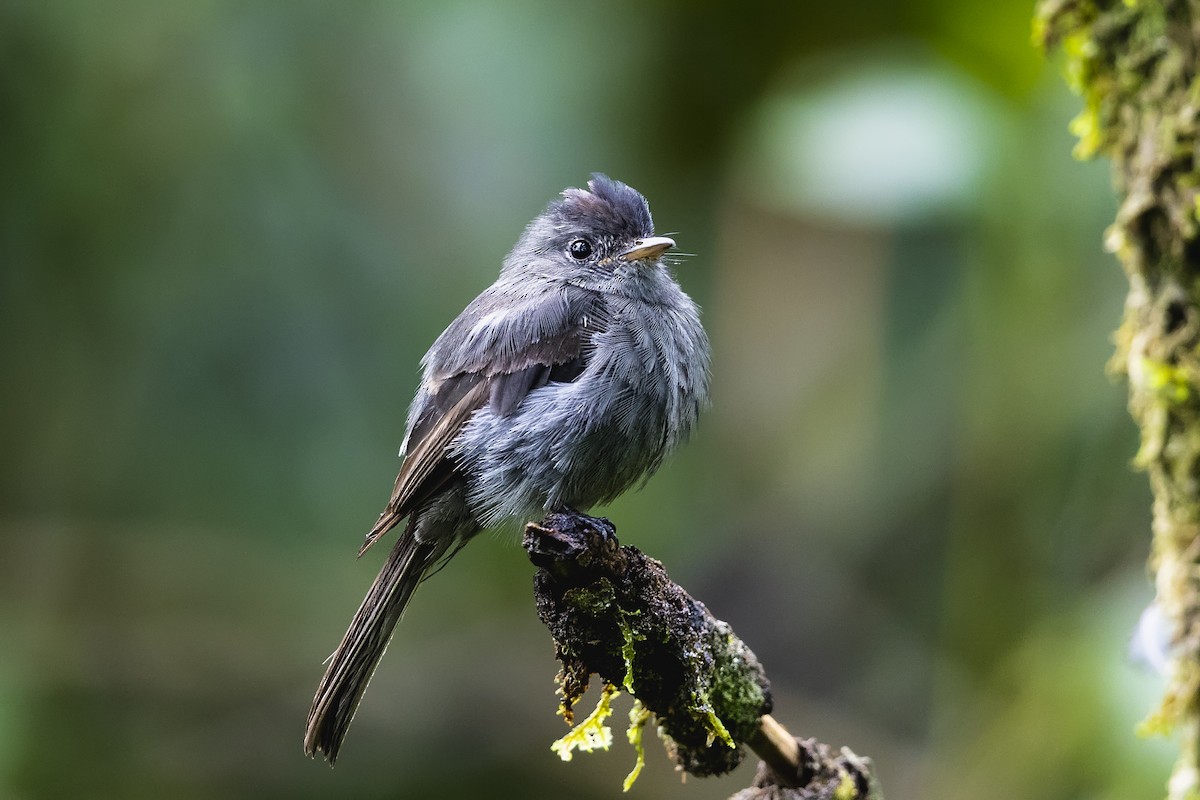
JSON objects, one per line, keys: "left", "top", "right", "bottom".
{"left": 304, "top": 174, "right": 711, "bottom": 763}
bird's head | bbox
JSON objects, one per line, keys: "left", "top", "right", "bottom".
{"left": 504, "top": 174, "right": 676, "bottom": 288}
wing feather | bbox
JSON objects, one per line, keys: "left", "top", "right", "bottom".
{"left": 359, "top": 375, "right": 488, "bottom": 555}
{"left": 358, "top": 288, "right": 600, "bottom": 556}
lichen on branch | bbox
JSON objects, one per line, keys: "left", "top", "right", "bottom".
{"left": 524, "top": 511, "right": 772, "bottom": 778}
{"left": 1036, "top": 1, "right": 1200, "bottom": 796}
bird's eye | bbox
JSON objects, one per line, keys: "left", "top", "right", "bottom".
{"left": 568, "top": 239, "right": 593, "bottom": 260}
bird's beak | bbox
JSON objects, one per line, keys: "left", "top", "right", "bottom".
{"left": 618, "top": 236, "right": 675, "bottom": 263}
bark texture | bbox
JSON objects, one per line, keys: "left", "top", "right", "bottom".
{"left": 524, "top": 511, "right": 882, "bottom": 798}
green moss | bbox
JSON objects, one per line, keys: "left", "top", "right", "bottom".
{"left": 689, "top": 691, "right": 735, "bottom": 749}
{"left": 1140, "top": 359, "right": 1192, "bottom": 404}
{"left": 1056, "top": 24, "right": 1109, "bottom": 158}
{"left": 616, "top": 609, "right": 645, "bottom": 692}
{"left": 834, "top": 770, "right": 860, "bottom": 800}
{"left": 531, "top": 512, "right": 774, "bottom": 780}
{"left": 1038, "top": 0, "right": 1200, "bottom": 795}
{"left": 551, "top": 683, "right": 618, "bottom": 762}
{"left": 1068, "top": 104, "right": 1103, "bottom": 159}
{"left": 622, "top": 700, "right": 652, "bottom": 792}
{"left": 1138, "top": 707, "right": 1173, "bottom": 738}
{"left": 563, "top": 579, "right": 616, "bottom": 614}
{"left": 705, "top": 626, "right": 769, "bottom": 740}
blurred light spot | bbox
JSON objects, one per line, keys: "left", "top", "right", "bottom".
{"left": 738, "top": 49, "right": 1006, "bottom": 225}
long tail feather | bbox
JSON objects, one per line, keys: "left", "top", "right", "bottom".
{"left": 304, "top": 533, "right": 443, "bottom": 763}
{"left": 359, "top": 508, "right": 405, "bottom": 557}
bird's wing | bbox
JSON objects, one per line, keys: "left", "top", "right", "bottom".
{"left": 359, "top": 286, "right": 599, "bottom": 555}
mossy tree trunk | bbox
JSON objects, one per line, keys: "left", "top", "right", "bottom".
{"left": 1037, "top": 1, "right": 1200, "bottom": 796}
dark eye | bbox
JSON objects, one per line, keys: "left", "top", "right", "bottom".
{"left": 568, "top": 239, "right": 593, "bottom": 260}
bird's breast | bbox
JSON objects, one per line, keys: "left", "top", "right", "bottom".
{"left": 453, "top": 293, "right": 709, "bottom": 527}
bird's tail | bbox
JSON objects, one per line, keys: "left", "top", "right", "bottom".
{"left": 304, "top": 531, "right": 444, "bottom": 763}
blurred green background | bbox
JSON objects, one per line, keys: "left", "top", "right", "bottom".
{"left": 0, "top": 1, "right": 1171, "bottom": 798}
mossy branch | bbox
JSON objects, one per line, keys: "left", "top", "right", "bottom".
{"left": 524, "top": 511, "right": 882, "bottom": 799}
{"left": 1036, "top": 1, "right": 1200, "bottom": 797}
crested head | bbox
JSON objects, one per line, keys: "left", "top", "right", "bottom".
{"left": 503, "top": 175, "right": 669, "bottom": 284}
{"left": 549, "top": 173, "right": 654, "bottom": 242}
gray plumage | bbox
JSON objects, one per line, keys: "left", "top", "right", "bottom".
{"left": 304, "top": 174, "right": 710, "bottom": 763}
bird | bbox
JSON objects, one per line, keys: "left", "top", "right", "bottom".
{"left": 304, "top": 173, "right": 711, "bottom": 763}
